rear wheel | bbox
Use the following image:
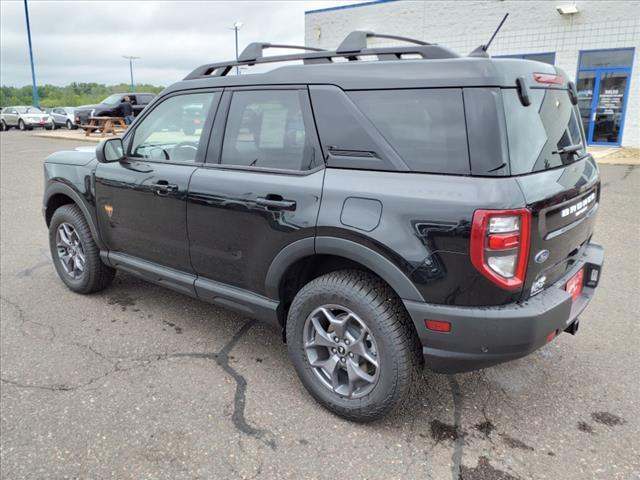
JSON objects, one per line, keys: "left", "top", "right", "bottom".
{"left": 287, "top": 270, "right": 422, "bottom": 422}
{"left": 0, "top": 120, "right": 6, "bottom": 131}
{"left": 49, "top": 204, "right": 115, "bottom": 294}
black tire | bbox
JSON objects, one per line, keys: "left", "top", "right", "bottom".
{"left": 49, "top": 204, "right": 115, "bottom": 294}
{"left": 0, "top": 120, "right": 6, "bottom": 131}
{"left": 18, "top": 120, "right": 26, "bottom": 131}
{"left": 287, "top": 270, "right": 422, "bottom": 422}
{"left": 66, "top": 120, "right": 73, "bottom": 130}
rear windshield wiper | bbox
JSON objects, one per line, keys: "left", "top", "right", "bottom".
{"left": 553, "top": 144, "right": 583, "bottom": 156}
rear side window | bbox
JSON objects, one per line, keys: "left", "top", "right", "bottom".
{"left": 503, "top": 88, "right": 586, "bottom": 174}
{"left": 348, "top": 89, "right": 469, "bottom": 174}
{"left": 221, "top": 90, "right": 316, "bottom": 171}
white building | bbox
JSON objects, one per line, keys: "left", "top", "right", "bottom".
{"left": 305, "top": 0, "right": 640, "bottom": 148}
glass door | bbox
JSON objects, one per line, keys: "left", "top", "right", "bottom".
{"left": 576, "top": 71, "right": 596, "bottom": 136}
{"left": 589, "top": 70, "right": 630, "bottom": 145}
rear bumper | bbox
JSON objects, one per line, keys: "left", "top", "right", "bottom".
{"left": 404, "top": 242, "right": 604, "bottom": 373}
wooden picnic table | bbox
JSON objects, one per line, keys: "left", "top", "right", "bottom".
{"left": 81, "top": 116, "right": 128, "bottom": 137}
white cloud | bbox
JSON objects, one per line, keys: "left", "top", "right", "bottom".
{"left": 0, "top": 0, "right": 360, "bottom": 86}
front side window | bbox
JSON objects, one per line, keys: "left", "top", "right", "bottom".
{"left": 349, "top": 89, "right": 470, "bottom": 174}
{"left": 221, "top": 90, "right": 316, "bottom": 171}
{"left": 130, "top": 92, "right": 216, "bottom": 162}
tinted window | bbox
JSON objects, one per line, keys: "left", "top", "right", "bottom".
{"left": 579, "top": 49, "right": 634, "bottom": 69}
{"left": 139, "top": 94, "right": 155, "bottom": 104}
{"left": 221, "top": 90, "right": 315, "bottom": 171}
{"left": 503, "top": 89, "right": 586, "bottom": 174}
{"left": 349, "top": 89, "right": 469, "bottom": 174}
{"left": 131, "top": 92, "right": 216, "bottom": 162}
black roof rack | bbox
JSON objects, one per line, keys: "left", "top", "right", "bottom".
{"left": 238, "top": 43, "right": 327, "bottom": 63}
{"left": 184, "top": 30, "right": 458, "bottom": 80}
{"left": 336, "top": 31, "right": 430, "bottom": 53}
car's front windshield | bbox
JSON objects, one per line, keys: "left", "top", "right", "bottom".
{"left": 101, "top": 94, "right": 122, "bottom": 106}
{"left": 26, "top": 107, "right": 44, "bottom": 114}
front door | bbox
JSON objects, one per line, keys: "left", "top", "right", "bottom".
{"left": 95, "top": 90, "right": 220, "bottom": 272}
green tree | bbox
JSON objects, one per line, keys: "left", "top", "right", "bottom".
{"left": 0, "top": 83, "right": 165, "bottom": 108}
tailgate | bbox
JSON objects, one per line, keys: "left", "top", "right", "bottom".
{"left": 516, "top": 156, "right": 600, "bottom": 299}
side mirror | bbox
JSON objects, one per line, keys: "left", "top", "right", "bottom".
{"left": 96, "top": 138, "right": 124, "bottom": 163}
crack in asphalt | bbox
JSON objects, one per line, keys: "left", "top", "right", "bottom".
{"left": 1, "top": 296, "right": 275, "bottom": 449}
{"left": 1, "top": 295, "right": 56, "bottom": 341}
{"left": 168, "top": 320, "right": 276, "bottom": 449}
{"left": 447, "top": 375, "right": 464, "bottom": 480}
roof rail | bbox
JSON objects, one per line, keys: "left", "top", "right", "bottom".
{"left": 239, "top": 43, "right": 327, "bottom": 63}
{"left": 337, "top": 31, "right": 430, "bottom": 54}
{"left": 184, "top": 31, "right": 458, "bottom": 80}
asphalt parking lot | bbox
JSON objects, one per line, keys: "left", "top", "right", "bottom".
{"left": 1, "top": 130, "right": 638, "bottom": 480}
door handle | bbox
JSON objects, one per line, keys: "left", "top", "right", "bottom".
{"left": 150, "top": 180, "right": 178, "bottom": 196}
{"left": 256, "top": 195, "right": 297, "bottom": 211}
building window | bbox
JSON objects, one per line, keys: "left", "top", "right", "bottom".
{"left": 578, "top": 49, "right": 634, "bottom": 69}
{"left": 495, "top": 52, "right": 555, "bottom": 65}
{"left": 576, "top": 48, "right": 635, "bottom": 146}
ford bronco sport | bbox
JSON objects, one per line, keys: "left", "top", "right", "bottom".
{"left": 43, "top": 31, "right": 603, "bottom": 421}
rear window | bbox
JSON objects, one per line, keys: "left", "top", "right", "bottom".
{"left": 348, "top": 89, "right": 469, "bottom": 174}
{"left": 503, "top": 88, "right": 586, "bottom": 174}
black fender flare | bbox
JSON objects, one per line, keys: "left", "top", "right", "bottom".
{"left": 264, "top": 236, "right": 424, "bottom": 302}
{"left": 44, "top": 182, "right": 105, "bottom": 250}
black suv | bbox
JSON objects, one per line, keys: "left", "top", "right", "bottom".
{"left": 74, "top": 92, "right": 156, "bottom": 125}
{"left": 43, "top": 32, "right": 603, "bottom": 421}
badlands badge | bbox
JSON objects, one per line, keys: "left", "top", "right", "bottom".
{"left": 104, "top": 204, "right": 114, "bottom": 218}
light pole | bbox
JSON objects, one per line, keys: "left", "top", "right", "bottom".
{"left": 230, "top": 22, "right": 243, "bottom": 75}
{"left": 23, "top": 0, "right": 39, "bottom": 108}
{"left": 122, "top": 56, "right": 140, "bottom": 91}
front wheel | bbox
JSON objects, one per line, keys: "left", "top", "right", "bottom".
{"left": 66, "top": 120, "right": 73, "bottom": 129}
{"left": 49, "top": 204, "right": 115, "bottom": 294}
{"left": 286, "top": 270, "right": 422, "bottom": 422}
{"left": 18, "top": 120, "right": 26, "bottom": 131}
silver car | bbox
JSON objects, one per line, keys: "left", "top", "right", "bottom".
{"left": 0, "top": 106, "right": 54, "bottom": 131}
{"left": 49, "top": 107, "right": 77, "bottom": 130}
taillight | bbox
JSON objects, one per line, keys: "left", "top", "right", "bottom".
{"left": 470, "top": 209, "right": 531, "bottom": 290}
{"left": 533, "top": 72, "right": 563, "bottom": 85}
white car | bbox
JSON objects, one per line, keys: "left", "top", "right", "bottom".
{"left": 49, "top": 107, "right": 77, "bottom": 130}
{"left": 0, "top": 106, "right": 54, "bottom": 131}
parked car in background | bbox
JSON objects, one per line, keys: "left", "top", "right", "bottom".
{"left": 74, "top": 93, "right": 156, "bottom": 126}
{"left": 1, "top": 106, "right": 53, "bottom": 131}
{"left": 49, "top": 107, "right": 77, "bottom": 130}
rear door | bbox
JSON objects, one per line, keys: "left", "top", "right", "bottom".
{"left": 502, "top": 86, "right": 599, "bottom": 299}
{"left": 187, "top": 87, "right": 324, "bottom": 297}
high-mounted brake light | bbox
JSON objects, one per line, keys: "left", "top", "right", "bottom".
{"left": 533, "top": 72, "right": 563, "bottom": 85}
{"left": 470, "top": 209, "right": 531, "bottom": 290}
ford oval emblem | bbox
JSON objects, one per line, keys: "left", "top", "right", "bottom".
{"left": 535, "top": 249, "right": 550, "bottom": 264}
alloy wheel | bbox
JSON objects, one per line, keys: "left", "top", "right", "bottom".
{"left": 56, "top": 222, "right": 86, "bottom": 279}
{"left": 303, "top": 304, "right": 380, "bottom": 398}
